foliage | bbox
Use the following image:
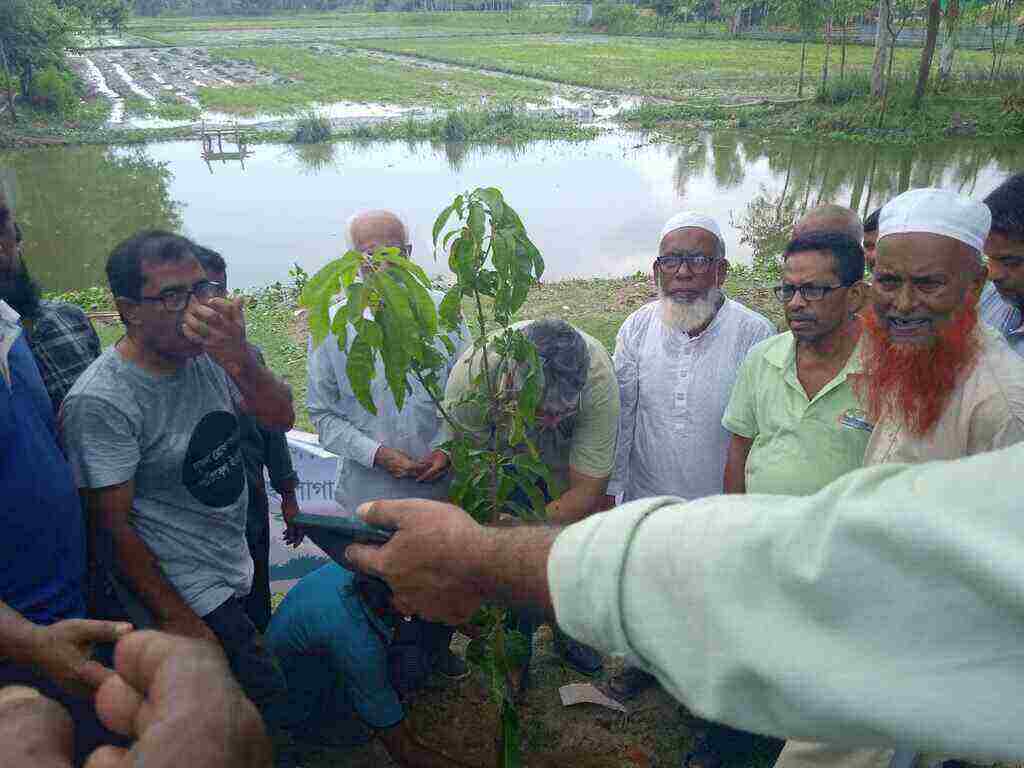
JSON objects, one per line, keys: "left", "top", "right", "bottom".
{"left": 0, "top": 0, "right": 73, "bottom": 100}
{"left": 29, "top": 64, "right": 75, "bottom": 115}
{"left": 43, "top": 285, "right": 115, "bottom": 312}
{"left": 441, "top": 109, "right": 468, "bottom": 141}
{"left": 301, "top": 187, "right": 546, "bottom": 766}
{"left": 815, "top": 72, "right": 871, "bottom": 103}
{"left": 590, "top": 1, "right": 641, "bottom": 33}
{"left": 292, "top": 111, "right": 332, "bottom": 143}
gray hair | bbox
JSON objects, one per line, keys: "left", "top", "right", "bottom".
{"left": 522, "top": 319, "right": 590, "bottom": 412}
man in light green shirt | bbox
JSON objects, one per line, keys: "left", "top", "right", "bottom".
{"left": 723, "top": 231, "right": 870, "bottom": 495}
{"left": 346, "top": 440, "right": 1024, "bottom": 762}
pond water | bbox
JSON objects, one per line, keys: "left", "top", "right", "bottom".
{"left": 2, "top": 130, "right": 1022, "bottom": 293}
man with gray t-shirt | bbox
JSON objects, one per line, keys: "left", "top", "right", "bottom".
{"left": 62, "top": 231, "right": 295, "bottom": 718}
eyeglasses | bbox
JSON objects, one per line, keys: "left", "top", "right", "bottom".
{"left": 773, "top": 283, "right": 845, "bottom": 303}
{"left": 361, "top": 244, "right": 412, "bottom": 258}
{"left": 656, "top": 253, "right": 717, "bottom": 275}
{"left": 138, "top": 280, "right": 225, "bottom": 311}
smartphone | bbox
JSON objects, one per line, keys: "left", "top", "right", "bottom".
{"left": 292, "top": 512, "right": 396, "bottom": 572}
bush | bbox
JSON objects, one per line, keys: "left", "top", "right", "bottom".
{"left": 30, "top": 66, "right": 78, "bottom": 117}
{"left": 816, "top": 74, "right": 872, "bottom": 105}
{"left": 442, "top": 110, "right": 468, "bottom": 142}
{"left": 292, "top": 111, "right": 332, "bottom": 144}
{"left": 590, "top": 1, "right": 640, "bottom": 34}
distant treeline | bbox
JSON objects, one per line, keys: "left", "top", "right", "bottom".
{"left": 133, "top": 0, "right": 525, "bottom": 15}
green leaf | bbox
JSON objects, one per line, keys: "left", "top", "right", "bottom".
{"left": 450, "top": 237, "right": 477, "bottom": 285}
{"left": 432, "top": 202, "right": 456, "bottom": 247}
{"left": 392, "top": 268, "right": 438, "bottom": 338}
{"left": 438, "top": 287, "right": 463, "bottom": 331}
{"left": 476, "top": 186, "right": 505, "bottom": 224}
{"left": 354, "top": 317, "right": 383, "bottom": 349}
{"left": 372, "top": 272, "right": 418, "bottom": 353}
{"left": 329, "top": 302, "right": 348, "bottom": 352}
{"left": 468, "top": 201, "right": 486, "bottom": 247}
{"left": 300, "top": 258, "right": 348, "bottom": 346}
{"left": 346, "top": 283, "right": 367, "bottom": 324}
{"left": 440, "top": 334, "right": 456, "bottom": 356}
{"left": 384, "top": 252, "right": 432, "bottom": 289}
{"left": 345, "top": 336, "right": 377, "bottom": 416}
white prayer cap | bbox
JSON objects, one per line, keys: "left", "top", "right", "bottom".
{"left": 878, "top": 188, "right": 991, "bottom": 253}
{"left": 659, "top": 212, "right": 724, "bottom": 252}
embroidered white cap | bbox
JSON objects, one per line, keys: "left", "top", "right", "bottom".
{"left": 659, "top": 212, "right": 724, "bottom": 253}
{"left": 878, "top": 188, "right": 991, "bottom": 253}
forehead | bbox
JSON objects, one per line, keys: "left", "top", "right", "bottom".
{"left": 351, "top": 216, "right": 405, "bottom": 250}
{"left": 783, "top": 249, "right": 838, "bottom": 281}
{"left": 875, "top": 233, "right": 972, "bottom": 275}
{"left": 985, "top": 231, "right": 1024, "bottom": 258}
{"left": 659, "top": 227, "right": 718, "bottom": 257}
{"left": 141, "top": 254, "right": 205, "bottom": 293}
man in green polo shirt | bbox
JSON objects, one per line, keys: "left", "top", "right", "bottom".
{"left": 723, "top": 231, "right": 870, "bottom": 495}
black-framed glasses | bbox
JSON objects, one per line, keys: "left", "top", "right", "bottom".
{"left": 138, "top": 280, "right": 225, "bottom": 311}
{"left": 656, "top": 254, "right": 716, "bottom": 275}
{"left": 773, "top": 283, "right": 845, "bottom": 303}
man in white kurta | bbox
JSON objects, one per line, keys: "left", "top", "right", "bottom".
{"left": 306, "top": 211, "right": 469, "bottom": 514}
{"left": 607, "top": 212, "right": 775, "bottom": 505}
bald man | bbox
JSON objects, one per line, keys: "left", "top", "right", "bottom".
{"left": 306, "top": 209, "right": 470, "bottom": 679}
{"left": 793, "top": 204, "right": 865, "bottom": 243}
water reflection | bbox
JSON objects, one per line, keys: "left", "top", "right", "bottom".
{"left": 0, "top": 147, "right": 182, "bottom": 292}
{"left": 2, "top": 131, "right": 1021, "bottom": 293}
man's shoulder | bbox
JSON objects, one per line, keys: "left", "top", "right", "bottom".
{"left": 969, "top": 327, "right": 1024, "bottom": 409}
{"left": 722, "top": 298, "right": 777, "bottom": 336}
{"left": 65, "top": 347, "right": 123, "bottom": 400}
{"left": 744, "top": 330, "right": 794, "bottom": 367}
{"left": 32, "top": 300, "right": 93, "bottom": 333}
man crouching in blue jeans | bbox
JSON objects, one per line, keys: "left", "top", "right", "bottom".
{"left": 267, "top": 563, "right": 474, "bottom": 768}
{"left": 62, "top": 230, "right": 295, "bottom": 722}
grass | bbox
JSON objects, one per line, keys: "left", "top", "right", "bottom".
{"left": 337, "top": 105, "right": 597, "bottom": 142}
{"left": 198, "top": 45, "right": 553, "bottom": 115}
{"left": 125, "top": 95, "right": 201, "bottom": 121}
{"left": 623, "top": 70, "right": 1024, "bottom": 144}
{"left": 350, "top": 34, "right": 1022, "bottom": 101}
{"left": 126, "top": 7, "right": 575, "bottom": 39}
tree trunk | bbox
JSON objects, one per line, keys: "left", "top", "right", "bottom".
{"left": 871, "top": 0, "right": 891, "bottom": 97}
{"left": 840, "top": 16, "right": 848, "bottom": 79}
{"left": 822, "top": 14, "right": 833, "bottom": 90}
{"left": 0, "top": 37, "right": 15, "bottom": 126}
{"left": 912, "top": 0, "right": 941, "bottom": 108}
{"left": 798, "top": 36, "right": 808, "bottom": 97}
{"left": 938, "top": 0, "right": 960, "bottom": 82}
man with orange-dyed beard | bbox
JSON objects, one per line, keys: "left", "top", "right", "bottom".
{"left": 860, "top": 187, "right": 1024, "bottom": 464}
{"left": 773, "top": 188, "right": 1024, "bottom": 768}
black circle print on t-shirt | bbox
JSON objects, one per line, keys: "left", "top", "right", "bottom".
{"left": 182, "top": 411, "right": 245, "bottom": 508}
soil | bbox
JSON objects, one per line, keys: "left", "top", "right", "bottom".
{"left": 274, "top": 627, "right": 714, "bottom": 768}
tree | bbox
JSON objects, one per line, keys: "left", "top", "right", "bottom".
{"left": 870, "top": 0, "right": 891, "bottom": 96}
{"left": 912, "top": 0, "right": 941, "bottom": 108}
{"left": 938, "top": 0, "right": 959, "bottom": 82}
{"left": 302, "top": 188, "right": 546, "bottom": 768}
{"left": 0, "top": 0, "right": 73, "bottom": 100}
{"left": 773, "top": 0, "right": 825, "bottom": 97}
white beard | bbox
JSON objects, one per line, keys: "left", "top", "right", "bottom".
{"left": 658, "top": 286, "right": 723, "bottom": 333}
